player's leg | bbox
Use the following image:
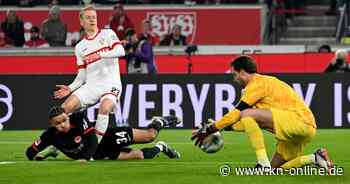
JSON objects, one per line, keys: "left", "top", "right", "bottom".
{"left": 274, "top": 148, "right": 333, "bottom": 172}
{"left": 274, "top": 151, "right": 330, "bottom": 171}
{"left": 229, "top": 109, "right": 273, "bottom": 132}
{"left": 132, "top": 129, "right": 158, "bottom": 144}
{"left": 106, "top": 126, "right": 180, "bottom": 160}
{"left": 131, "top": 117, "right": 164, "bottom": 143}
{"left": 63, "top": 84, "right": 118, "bottom": 144}
{"left": 132, "top": 115, "right": 182, "bottom": 144}
{"left": 280, "top": 155, "right": 316, "bottom": 169}
{"left": 117, "top": 147, "right": 172, "bottom": 160}
{"left": 240, "top": 108, "right": 274, "bottom": 168}
{"left": 240, "top": 109, "right": 274, "bottom": 132}
{"left": 65, "top": 84, "right": 99, "bottom": 114}
{"left": 95, "top": 94, "right": 117, "bottom": 143}
{"left": 95, "top": 145, "right": 160, "bottom": 160}
{"left": 129, "top": 135, "right": 181, "bottom": 159}
{"left": 150, "top": 116, "right": 182, "bottom": 127}
{"left": 271, "top": 152, "right": 287, "bottom": 168}
{"left": 154, "top": 141, "right": 181, "bottom": 159}
{"left": 129, "top": 124, "right": 181, "bottom": 159}
{"left": 117, "top": 143, "right": 180, "bottom": 160}
{"left": 274, "top": 140, "right": 309, "bottom": 169}
{"left": 272, "top": 141, "right": 316, "bottom": 169}
{"left": 271, "top": 112, "right": 333, "bottom": 171}
{"left": 61, "top": 94, "right": 81, "bottom": 114}
{"left": 98, "top": 128, "right": 162, "bottom": 160}
{"left": 117, "top": 148, "right": 145, "bottom": 160}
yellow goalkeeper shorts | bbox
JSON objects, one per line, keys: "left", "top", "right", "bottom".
{"left": 271, "top": 108, "right": 316, "bottom": 161}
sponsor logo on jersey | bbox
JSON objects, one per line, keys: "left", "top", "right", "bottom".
{"left": 146, "top": 12, "right": 196, "bottom": 44}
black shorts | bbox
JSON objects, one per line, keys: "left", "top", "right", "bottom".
{"left": 93, "top": 127, "right": 133, "bottom": 160}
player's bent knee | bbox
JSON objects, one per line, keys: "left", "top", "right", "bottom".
{"left": 118, "top": 150, "right": 144, "bottom": 160}
{"left": 98, "top": 108, "right": 110, "bottom": 115}
{"left": 62, "top": 95, "right": 81, "bottom": 113}
{"left": 98, "top": 99, "right": 115, "bottom": 115}
{"left": 146, "top": 129, "right": 157, "bottom": 142}
{"left": 62, "top": 102, "right": 76, "bottom": 114}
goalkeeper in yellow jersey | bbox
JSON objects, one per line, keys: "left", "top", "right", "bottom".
{"left": 192, "top": 55, "right": 333, "bottom": 171}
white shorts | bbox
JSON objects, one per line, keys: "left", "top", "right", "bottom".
{"left": 73, "top": 84, "right": 122, "bottom": 109}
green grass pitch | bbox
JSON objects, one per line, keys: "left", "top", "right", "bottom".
{"left": 0, "top": 129, "right": 348, "bottom": 184}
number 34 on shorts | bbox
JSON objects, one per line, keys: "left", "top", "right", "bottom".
{"left": 115, "top": 131, "right": 131, "bottom": 145}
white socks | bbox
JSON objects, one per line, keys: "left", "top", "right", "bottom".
{"left": 95, "top": 114, "right": 109, "bottom": 143}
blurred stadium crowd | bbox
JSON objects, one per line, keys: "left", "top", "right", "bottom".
{"left": 0, "top": 0, "right": 260, "bottom": 6}
{"left": 0, "top": 0, "right": 349, "bottom": 73}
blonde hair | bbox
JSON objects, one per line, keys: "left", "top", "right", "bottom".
{"left": 79, "top": 5, "right": 96, "bottom": 19}
{"left": 335, "top": 49, "right": 348, "bottom": 60}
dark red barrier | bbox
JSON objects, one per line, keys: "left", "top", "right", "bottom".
{"left": 0, "top": 53, "right": 336, "bottom": 74}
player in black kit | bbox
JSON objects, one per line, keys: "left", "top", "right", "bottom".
{"left": 26, "top": 106, "right": 181, "bottom": 161}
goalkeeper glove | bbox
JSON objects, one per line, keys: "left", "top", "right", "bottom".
{"left": 191, "top": 119, "right": 218, "bottom": 147}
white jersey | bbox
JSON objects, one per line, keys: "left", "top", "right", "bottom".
{"left": 68, "top": 29, "right": 125, "bottom": 109}
{"left": 74, "top": 29, "right": 123, "bottom": 87}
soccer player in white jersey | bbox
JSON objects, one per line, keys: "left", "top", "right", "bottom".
{"left": 54, "top": 5, "right": 125, "bottom": 144}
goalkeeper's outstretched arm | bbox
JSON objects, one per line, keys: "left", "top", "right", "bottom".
{"left": 214, "top": 100, "right": 251, "bottom": 130}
